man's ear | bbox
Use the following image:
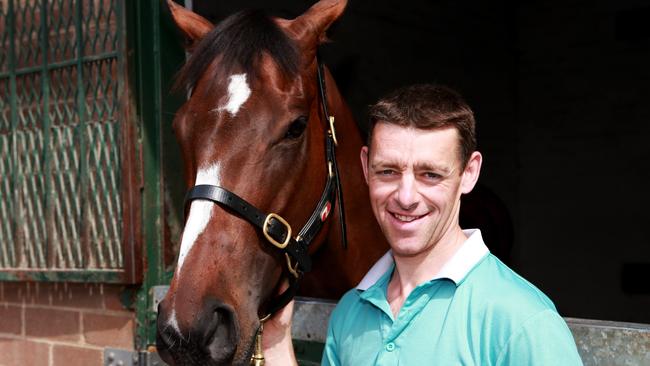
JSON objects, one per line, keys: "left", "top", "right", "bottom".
{"left": 360, "top": 146, "right": 370, "bottom": 185}
{"left": 460, "top": 151, "right": 482, "bottom": 194}
{"left": 166, "top": 0, "right": 214, "bottom": 48}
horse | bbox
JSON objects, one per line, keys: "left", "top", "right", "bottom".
{"left": 156, "top": 0, "right": 388, "bottom": 364}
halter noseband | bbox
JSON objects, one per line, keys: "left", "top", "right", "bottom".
{"left": 183, "top": 58, "right": 347, "bottom": 316}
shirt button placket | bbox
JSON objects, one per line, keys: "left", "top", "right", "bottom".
{"left": 385, "top": 342, "right": 395, "bottom": 352}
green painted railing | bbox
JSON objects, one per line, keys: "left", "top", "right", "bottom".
{"left": 0, "top": 0, "right": 138, "bottom": 283}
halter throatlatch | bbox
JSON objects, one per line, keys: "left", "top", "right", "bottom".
{"left": 183, "top": 58, "right": 347, "bottom": 319}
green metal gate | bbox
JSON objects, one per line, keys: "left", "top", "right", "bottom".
{"left": 0, "top": 0, "right": 203, "bottom": 353}
{"left": 0, "top": 0, "right": 141, "bottom": 282}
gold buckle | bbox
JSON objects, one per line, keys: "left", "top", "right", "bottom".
{"left": 263, "top": 213, "right": 292, "bottom": 249}
{"left": 328, "top": 116, "right": 338, "bottom": 146}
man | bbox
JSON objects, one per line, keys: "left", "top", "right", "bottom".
{"left": 263, "top": 84, "right": 583, "bottom": 365}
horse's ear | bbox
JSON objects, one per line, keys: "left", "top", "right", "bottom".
{"left": 287, "top": 0, "right": 347, "bottom": 51}
{"left": 166, "top": 0, "right": 214, "bottom": 47}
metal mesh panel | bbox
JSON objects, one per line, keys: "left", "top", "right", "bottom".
{"left": 0, "top": 0, "right": 124, "bottom": 271}
{"left": 0, "top": 3, "right": 8, "bottom": 72}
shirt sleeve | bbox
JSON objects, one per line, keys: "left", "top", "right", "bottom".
{"left": 496, "top": 309, "right": 583, "bottom": 366}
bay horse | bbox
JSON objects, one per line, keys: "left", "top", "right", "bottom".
{"left": 156, "top": 0, "right": 387, "bottom": 364}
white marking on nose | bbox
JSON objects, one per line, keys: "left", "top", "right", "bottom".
{"left": 176, "top": 163, "right": 221, "bottom": 274}
{"left": 215, "top": 73, "right": 251, "bottom": 116}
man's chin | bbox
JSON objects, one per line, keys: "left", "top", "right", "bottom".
{"left": 388, "top": 239, "right": 432, "bottom": 258}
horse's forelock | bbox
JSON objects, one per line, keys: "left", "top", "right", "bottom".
{"left": 175, "top": 9, "right": 300, "bottom": 94}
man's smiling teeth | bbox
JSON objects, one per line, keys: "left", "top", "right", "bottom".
{"left": 394, "top": 213, "right": 420, "bottom": 222}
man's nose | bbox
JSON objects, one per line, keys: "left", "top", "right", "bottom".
{"left": 396, "top": 173, "right": 418, "bottom": 209}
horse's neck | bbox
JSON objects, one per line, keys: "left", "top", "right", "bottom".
{"left": 300, "top": 70, "right": 389, "bottom": 299}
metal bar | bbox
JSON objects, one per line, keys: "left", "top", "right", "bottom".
{"left": 0, "top": 51, "right": 119, "bottom": 78}
{"left": 40, "top": 0, "right": 52, "bottom": 267}
{"left": 135, "top": 0, "right": 165, "bottom": 349}
{"left": 75, "top": 0, "right": 88, "bottom": 267}
{"left": 7, "top": 0, "right": 18, "bottom": 267}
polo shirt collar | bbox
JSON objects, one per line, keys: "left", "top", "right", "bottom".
{"left": 356, "top": 229, "right": 489, "bottom": 290}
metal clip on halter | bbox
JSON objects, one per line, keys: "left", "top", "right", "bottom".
{"left": 251, "top": 322, "right": 266, "bottom": 366}
{"left": 328, "top": 116, "right": 338, "bottom": 146}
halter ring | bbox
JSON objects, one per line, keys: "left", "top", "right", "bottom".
{"left": 263, "top": 213, "right": 292, "bottom": 249}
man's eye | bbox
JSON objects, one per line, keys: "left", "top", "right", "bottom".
{"left": 379, "top": 169, "right": 395, "bottom": 175}
{"left": 424, "top": 172, "right": 441, "bottom": 179}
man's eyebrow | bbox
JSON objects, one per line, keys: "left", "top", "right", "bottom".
{"left": 415, "top": 162, "right": 452, "bottom": 175}
{"left": 370, "top": 159, "right": 402, "bottom": 170}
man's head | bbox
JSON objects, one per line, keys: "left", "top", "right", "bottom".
{"left": 360, "top": 84, "right": 482, "bottom": 256}
{"left": 367, "top": 84, "right": 476, "bottom": 169}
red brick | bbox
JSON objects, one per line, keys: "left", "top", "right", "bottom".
{"left": 25, "top": 307, "right": 80, "bottom": 342}
{"left": 103, "top": 285, "right": 132, "bottom": 312}
{"left": 2, "top": 282, "right": 27, "bottom": 304}
{"left": 2, "top": 282, "right": 51, "bottom": 305}
{"left": 52, "top": 344, "right": 102, "bottom": 366}
{"left": 0, "top": 304, "right": 22, "bottom": 335}
{"left": 51, "top": 283, "right": 104, "bottom": 309}
{"left": 0, "top": 337, "right": 50, "bottom": 366}
{"left": 83, "top": 312, "right": 134, "bottom": 349}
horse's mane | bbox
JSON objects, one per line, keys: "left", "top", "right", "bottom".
{"left": 176, "top": 9, "right": 299, "bottom": 92}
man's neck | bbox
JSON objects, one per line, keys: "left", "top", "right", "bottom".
{"left": 386, "top": 226, "right": 467, "bottom": 317}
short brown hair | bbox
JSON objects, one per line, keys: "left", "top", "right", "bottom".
{"left": 367, "top": 84, "right": 476, "bottom": 167}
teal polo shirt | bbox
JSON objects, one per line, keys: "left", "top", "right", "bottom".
{"left": 322, "top": 230, "right": 583, "bottom": 366}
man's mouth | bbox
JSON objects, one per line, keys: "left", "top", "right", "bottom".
{"left": 391, "top": 212, "right": 425, "bottom": 222}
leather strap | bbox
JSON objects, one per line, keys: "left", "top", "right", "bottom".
{"left": 185, "top": 185, "right": 312, "bottom": 273}
{"left": 316, "top": 59, "right": 348, "bottom": 249}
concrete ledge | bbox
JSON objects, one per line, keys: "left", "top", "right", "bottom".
{"left": 566, "top": 317, "right": 650, "bottom": 366}
{"left": 292, "top": 297, "right": 336, "bottom": 343}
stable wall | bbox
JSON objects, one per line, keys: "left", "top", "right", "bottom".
{"left": 0, "top": 282, "right": 135, "bottom": 366}
{"left": 189, "top": 0, "right": 650, "bottom": 324}
{"left": 513, "top": 0, "right": 650, "bottom": 322}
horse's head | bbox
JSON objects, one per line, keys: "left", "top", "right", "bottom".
{"left": 156, "top": 1, "right": 349, "bottom": 364}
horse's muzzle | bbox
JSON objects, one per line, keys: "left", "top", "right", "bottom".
{"left": 156, "top": 299, "right": 240, "bottom": 365}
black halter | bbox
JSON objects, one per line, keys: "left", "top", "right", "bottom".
{"left": 183, "top": 59, "right": 347, "bottom": 316}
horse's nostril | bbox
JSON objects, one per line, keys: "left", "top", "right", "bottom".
{"left": 155, "top": 301, "right": 239, "bottom": 364}
{"left": 203, "top": 306, "right": 239, "bottom": 362}
{"left": 156, "top": 314, "right": 178, "bottom": 365}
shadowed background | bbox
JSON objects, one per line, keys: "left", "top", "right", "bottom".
{"left": 164, "top": 0, "right": 650, "bottom": 324}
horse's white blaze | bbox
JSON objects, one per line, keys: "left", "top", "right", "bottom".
{"left": 219, "top": 73, "right": 251, "bottom": 116}
{"left": 176, "top": 163, "right": 221, "bottom": 274}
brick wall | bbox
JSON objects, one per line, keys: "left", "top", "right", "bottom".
{"left": 0, "top": 282, "right": 135, "bottom": 366}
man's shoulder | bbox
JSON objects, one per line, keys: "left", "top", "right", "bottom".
{"left": 462, "top": 254, "right": 558, "bottom": 320}
{"left": 458, "top": 254, "right": 579, "bottom": 361}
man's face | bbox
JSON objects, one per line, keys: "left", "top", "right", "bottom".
{"left": 361, "top": 122, "right": 480, "bottom": 258}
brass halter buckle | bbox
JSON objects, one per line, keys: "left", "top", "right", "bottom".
{"left": 263, "top": 213, "right": 292, "bottom": 249}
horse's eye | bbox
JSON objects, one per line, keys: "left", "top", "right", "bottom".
{"left": 284, "top": 116, "right": 308, "bottom": 139}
